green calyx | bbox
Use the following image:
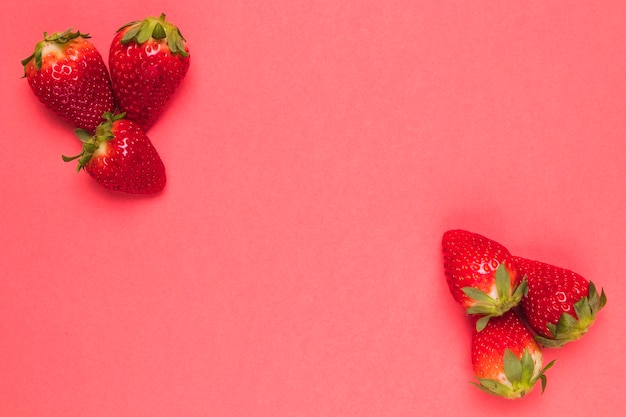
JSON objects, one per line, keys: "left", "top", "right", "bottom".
{"left": 471, "top": 348, "right": 556, "bottom": 399}
{"left": 462, "top": 264, "right": 528, "bottom": 331}
{"left": 62, "top": 112, "right": 125, "bottom": 171}
{"left": 118, "top": 13, "right": 188, "bottom": 57}
{"left": 536, "top": 281, "right": 607, "bottom": 348}
{"left": 21, "top": 29, "right": 90, "bottom": 76}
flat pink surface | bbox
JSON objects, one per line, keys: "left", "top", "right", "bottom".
{"left": 1, "top": 1, "right": 625, "bottom": 415}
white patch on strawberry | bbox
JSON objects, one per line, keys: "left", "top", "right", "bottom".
{"left": 40, "top": 42, "right": 64, "bottom": 59}
{"left": 495, "top": 372, "right": 512, "bottom": 388}
{"left": 145, "top": 43, "right": 162, "bottom": 56}
{"left": 529, "top": 350, "right": 543, "bottom": 380}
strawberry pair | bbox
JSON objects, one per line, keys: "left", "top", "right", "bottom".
{"left": 442, "top": 230, "right": 607, "bottom": 399}
{"left": 22, "top": 14, "right": 190, "bottom": 194}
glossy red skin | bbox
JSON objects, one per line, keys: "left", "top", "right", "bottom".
{"left": 471, "top": 311, "right": 540, "bottom": 379}
{"left": 442, "top": 230, "right": 520, "bottom": 308}
{"left": 85, "top": 119, "right": 166, "bottom": 194}
{"left": 516, "top": 256, "right": 590, "bottom": 338}
{"left": 109, "top": 29, "right": 190, "bottom": 131}
{"left": 24, "top": 37, "right": 115, "bottom": 134}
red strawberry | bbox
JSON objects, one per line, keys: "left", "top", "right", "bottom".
{"left": 63, "top": 112, "right": 166, "bottom": 194}
{"left": 109, "top": 13, "right": 190, "bottom": 131}
{"left": 471, "top": 311, "right": 555, "bottom": 399}
{"left": 22, "top": 29, "right": 115, "bottom": 134}
{"left": 442, "top": 230, "right": 527, "bottom": 330}
{"left": 515, "top": 256, "right": 607, "bottom": 348}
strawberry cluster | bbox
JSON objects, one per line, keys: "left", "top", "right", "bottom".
{"left": 22, "top": 14, "right": 190, "bottom": 194}
{"left": 442, "top": 230, "right": 607, "bottom": 399}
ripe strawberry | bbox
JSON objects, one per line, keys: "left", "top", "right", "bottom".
{"left": 109, "top": 13, "right": 190, "bottom": 131}
{"left": 515, "top": 256, "right": 607, "bottom": 348}
{"left": 22, "top": 29, "right": 115, "bottom": 134}
{"left": 442, "top": 230, "right": 527, "bottom": 330}
{"left": 63, "top": 112, "right": 166, "bottom": 194}
{"left": 471, "top": 311, "right": 555, "bottom": 399}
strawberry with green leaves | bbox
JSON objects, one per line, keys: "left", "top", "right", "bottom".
{"left": 22, "top": 29, "right": 115, "bottom": 134}
{"left": 442, "top": 230, "right": 527, "bottom": 331}
{"left": 515, "top": 256, "right": 607, "bottom": 348}
{"left": 471, "top": 311, "right": 555, "bottom": 399}
{"left": 109, "top": 13, "right": 190, "bottom": 131}
{"left": 63, "top": 112, "right": 166, "bottom": 194}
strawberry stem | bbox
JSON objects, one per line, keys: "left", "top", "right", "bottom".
{"left": 21, "top": 29, "right": 91, "bottom": 75}
{"left": 463, "top": 264, "right": 528, "bottom": 331}
{"left": 472, "top": 348, "right": 556, "bottom": 399}
{"left": 62, "top": 112, "right": 125, "bottom": 171}
{"left": 535, "top": 281, "right": 607, "bottom": 348}
{"left": 118, "top": 13, "right": 188, "bottom": 57}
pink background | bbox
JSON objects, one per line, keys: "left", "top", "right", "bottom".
{"left": 1, "top": 1, "right": 625, "bottom": 415}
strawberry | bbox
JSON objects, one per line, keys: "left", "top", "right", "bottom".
{"left": 442, "top": 230, "right": 527, "bottom": 330}
{"left": 22, "top": 29, "right": 115, "bottom": 134}
{"left": 109, "top": 13, "right": 190, "bottom": 131}
{"left": 515, "top": 256, "right": 607, "bottom": 348}
{"left": 471, "top": 311, "right": 555, "bottom": 399}
{"left": 63, "top": 112, "right": 166, "bottom": 194}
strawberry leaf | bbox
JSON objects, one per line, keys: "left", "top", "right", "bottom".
{"left": 74, "top": 128, "right": 92, "bottom": 143}
{"left": 520, "top": 349, "right": 534, "bottom": 384}
{"left": 536, "top": 334, "right": 564, "bottom": 348}
{"left": 471, "top": 379, "right": 511, "bottom": 397}
{"left": 122, "top": 26, "right": 141, "bottom": 43}
{"left": 599, "top": 289, "right": 607, "bottom": 309}
{"left": 588, "top": 282, "right": 608, "bottom": 313}
{"left": 136, "top": 24, "right": 153, "bottom": 43}
{"left": 475, "top": 316, "right": 490, "bottom": 332}
{"left": 495, "top": 264, "right": 511, "bottom": 300}
{"left": 467, "top": 305, "right": 498, "bottom": 316}
{"left": 573, "top": 297, "right": 592, "bottom": 321}
{"left": 503, "top": 349, "right": 522, "bottom": 384}
{"left": 539, "top": 374, "right": 547, "bottom": 393}
{"left": 462, "top": 287, "right": 494, "bottom": 304}
{"left": 61, "top": 153, "right": 81, "bottom": 162}
{"left": 539, "top": 360, "right": 556, "bottom": 393}
{"left": 153, "top": 23, "right": 166, "bottom": 39}
{"left": 557, "top": 312, "right": 578, "bottom": 333}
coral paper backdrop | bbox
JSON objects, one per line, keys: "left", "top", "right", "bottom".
{"left": 1, "top": 1, "right": 625, "bottom": 416}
